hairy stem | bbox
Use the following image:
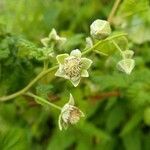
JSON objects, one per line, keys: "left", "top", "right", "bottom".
{"left": 107, "top": 0, "right": 121, "bottom": 23}
{"left": 26, "top": 92, "right": 62, "bottom": 110}
{"left": 0, "top": 66, "right": 58, "bottom": 101}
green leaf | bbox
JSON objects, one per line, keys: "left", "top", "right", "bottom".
{"left": 96, "top": 33, "right": 128, "bottom": 55}
{"left": 116, "top": 0, "right": 150, "bottom": 44}
{"left": 120, "top": 110, "right": 143, "bottom": 136}
{"left": 0, "top": 127, "right": 30, "bottom": 150}
{"left": 106, "top": 105, "right": 125, "bottom": 132}
{"left": 47, "top": 129, "right": 75, "bottom": 150}
{"left": 122, "top": 130, "right": 142, "bottom": 150}
{"left": 143, "top": 107, "right": 150, "bottom": 126}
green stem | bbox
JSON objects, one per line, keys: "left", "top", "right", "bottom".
{"left": 0, "top": 33, "right": 127, "bottom": 102}
{"left": 112, "top": 40, "right": 124, "bottom": 58}
{"left": 82, "top": 33, "right": 127, "bottom": 56}
{"left": 107, "top": 0, "right": 121, "bottom": 23}
{"left": 0, "top": 66, "right": 58, "bottom": 102}
{"left": 94, "top": 50, "right": 108, "bottom": 56}
{"left": 26, "top": 92, "right": 61, "bottom": 110}
{"left": 43, "top": 59, "right": 49, "bottom": 70}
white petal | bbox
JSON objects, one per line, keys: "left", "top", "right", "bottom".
{"left": 56, "top": 54, "right": 69, "bottom": 64}
{"left": 81, "top": 58, "right": 93, "bottom": 69}
{"left": 81, "top": 70, "right": 89, "bottom": 77}
{"left": 58, "top": 37, "right": 67, "bottom": 44}
{"left": 70, "top": 49, "right": 81, "bottom": 58}
{"left": 55, "top": 66, "right": 65, "bottom": 77}
{"left": 70, "top": 78, "right": 81, "bottom": 87}
{"left": 68, "top": 93, "right": 75, "bottom": 105}
{"left": 117, "top": 59, "right": 135, "bottom": 74}
{"left": 41, "top": 38, "right": 49, "bottom": 47}
{"left": 49, "top": 28, "right": 59, "bottom": 40}
{"left": 58, "top": 114, "right": 63, "bottom": 131}
{"left": 122, "top": 50, "right": 134, "bottom": 59}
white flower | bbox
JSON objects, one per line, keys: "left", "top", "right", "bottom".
{"left": 58, "top": 94, "right": 84, "bottom": 130}
{"left": 55, "top": 49, "right": 92, "bottom": 87}
{"left": 41, "top": 28, "right": 67, "bottom": 48}
{"left": 122, "top": 50, "right": 134, "bottom": 59}
{"left": 117, "top": 59, "right": 135, "bottom": 75}
{"left": 117, "top": 50, "right": 135, "bottom": 74}
{"left": 90, "top": 19, "right": 111, "bottom": 40}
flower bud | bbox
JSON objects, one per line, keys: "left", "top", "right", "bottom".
{"left": 122, "top": 50, "right": 134, "bottom": 59}
{"left": 85, "top": 37, "right": 93, "bottom": 49}
{"left": 41, "top": 28, "right": 67, "bottom": 48}
{"left": 117, "top": 59, "right": 135, "bottom": 75}
{"left": 90, "top": 19, "right": 111, "bottom": 39}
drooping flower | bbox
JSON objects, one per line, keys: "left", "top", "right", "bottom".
{"left": 58, "top": 94, "right": 84, "bottom": 130}
{"left": 55, "top": 49, "right": 92, "bottom": 87}
{"left": 41, "top": 28, "right": 67, "bottom": 48}
{"left": 117, "top": 50, "right": 135, "bottom": 74}
{"left": 90, "top": 19, "right": 111, "bottom": 40}
{"left": 117, "top": 59, "right": 135, "bottom": 75}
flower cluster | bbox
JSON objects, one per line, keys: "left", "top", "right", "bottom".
{"left": 39, "top": 19, "right": 135, "bottom": 130}
{"left": 53, "top": 19, "right": 135, "bottom": 130}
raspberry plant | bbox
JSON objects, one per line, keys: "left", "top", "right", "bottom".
{"left": 0, "top": 0, "right": 150, "bottom": 149}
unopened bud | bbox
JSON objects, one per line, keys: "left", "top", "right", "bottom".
{"left": 90, "top": 19, "right": 111, "bottom": 40}
{"left": 122, "top": 50, "right": 134, "bottom": 59}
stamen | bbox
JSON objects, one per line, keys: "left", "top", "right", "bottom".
{"left": 63, "top": 57, "right": 82, "bottom": 78}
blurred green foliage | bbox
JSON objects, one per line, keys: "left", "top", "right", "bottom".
{"left": 0, "top": 0, "right": 150, "bottom": 150}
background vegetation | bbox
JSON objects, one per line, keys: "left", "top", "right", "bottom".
{"left": 0, "top": 0, "right": 150, "bottom": 149}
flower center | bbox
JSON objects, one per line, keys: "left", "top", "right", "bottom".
{"left": 69, "top": 108, "right": 81, "bottom": 124}
{"left": 62, "top": 105, "right": 81, "bottom": 124}
{"left": 64, "top": 57, "right": 82, "bottom": 78}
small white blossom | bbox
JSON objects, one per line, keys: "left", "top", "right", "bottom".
{"left": 58, "top": 94, "right": 84, "bottom": 130}
{"left": 117, "top": 50, "right": 135, "bottom": 74}
{"left": 55, "top": 49, "right": 92, "bottom": 87}
{"left": 90, "top": 19, "right": 111, "bottom": 40}
{"left": 122, "top": 50, "right": 134, "bottom": 59}
{"left": 117, "top": 59, "right": 135, "bottom": 75}
{"left": 41, "top": 28, "right": 67, "bottom": 48}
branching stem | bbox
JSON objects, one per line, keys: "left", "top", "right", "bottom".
{"left": 112, "top": 40, "right": 124, "bottom": 58}
{"left": 0, "top": 66, "right": 58, "bottom": 101}
{"left": 82, "top": 33, "right": 127, "bottom": 55}
{"left": 0, "top": 33, "right": 127, "bottom": 102}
